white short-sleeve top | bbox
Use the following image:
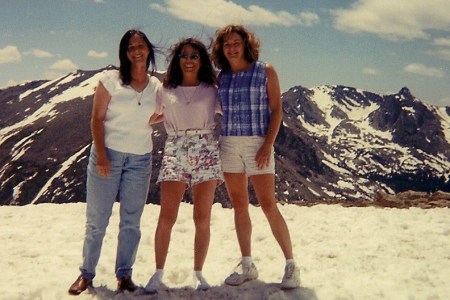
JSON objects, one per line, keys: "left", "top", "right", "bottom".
{"left": 155, "top": 83, "right": 221, "bottom": 132}
{"left": 100, "top": 70, "right": 160, "bottom": 154}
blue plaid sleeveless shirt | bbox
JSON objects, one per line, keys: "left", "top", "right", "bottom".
{"left": 218, "top": 61, "right": 270, "bottom": 136}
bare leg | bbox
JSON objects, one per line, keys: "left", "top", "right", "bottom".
{"left": 192, "top": 180, "right": 217, "bottom": 271}
{"left": 154, "top": 181, "right": 186, "bottom": 269}
{"left": 223, "top": 173, "right": 252, "bottom": 257}
{"left": 250, "top": 174, "right": 293, "bottom": 259}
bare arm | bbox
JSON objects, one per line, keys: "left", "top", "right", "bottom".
{"left": 255, "top": 63, "right": 283, "bottom": 169}
{"left": 148, "top": 113, "right": 164, "bottom": 125}
{"left": 91, "top": 81, "right": 111, "bottom": 176}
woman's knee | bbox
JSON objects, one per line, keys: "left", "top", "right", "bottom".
{"left": 194, "top": 218, "right": 210, "bottom": 233}
{"left": 260, "top": 200, "right": 279, "bottom": 217}
{"left": 228, "top": 193, "right": 249, "bottom": 209}
{"left": 158, "top": 212, "right": 178, "bottom": 229}
{"left": 194, "top": 210, "right": 211, "bottom": 228}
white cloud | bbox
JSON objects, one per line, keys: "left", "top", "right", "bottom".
{"left": 362, "top": 68, "right": 379, "bottom": 76}
{"left": 44, "top": 59, "right": 79, "bottom": 79}
{"left": 151, "top": 0, "right": 320, "bottom": 27}
{"left": 43, "top": 70, "right": 63, "bottom": 80}
{"left": 6, "top": 79, "right": 18, "bottom": 86}
{"left": 24, "top": 48, "right": 53, "bottom": 58}
{"left": 149, "top": 3, "right": 166, "bottom": 13}
{"left": 404, "top": 63, "right": 446, "bottom": 78}
{"left": 295, "top": 11, "right": 320, "bottom": 27}
{"left": 435, "top": 48, "right": 450, "bottom": 61}
{"left": 433, "top": 38, "right": 450, "bottom": 47}
{"left": 88, "top": 50, "right": 108, "bottom": 58}
{"left": 436, "top": 96, "right": 450, "bottom": 107}
{"left": 0, "top": 79, "right": 18, "bottom": 89}
{"left": 428, "top": 47, "right": 450, "bottom": 61}
{"left": 0, "top": 45, "right": 22, "bottom": 64}
{"left": 332, "top": 0, "right": 450, "bottom": 41}
{"left": 427, "top": 38, "right": 450, "bottom": 61}
{"left": 49, "top": 59, "right": 78, "bottom": 71}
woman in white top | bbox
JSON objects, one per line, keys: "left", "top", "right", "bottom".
{"left": 144, "top": 38, "right": 223, "bottom": 293}
{"left": 69, "top": 29, "right": 160, "bottom": 296}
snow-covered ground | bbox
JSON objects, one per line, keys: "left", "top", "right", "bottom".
{"left": 1, "top": 202, "right": 449, "bottom": 299}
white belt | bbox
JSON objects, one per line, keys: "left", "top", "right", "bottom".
{"left": 167, "top": 129, "right": 214, "bottom": 136}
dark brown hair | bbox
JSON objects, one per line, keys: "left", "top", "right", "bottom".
{"left": 118, "top": 29, "right": 157, "bottom": 85}
{"left": 163, "top": 37, "right": 217, "bottom": 88}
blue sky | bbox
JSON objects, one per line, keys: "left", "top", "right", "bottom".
{"left": 1, "top": 0, "right": 450, "bottom": 106}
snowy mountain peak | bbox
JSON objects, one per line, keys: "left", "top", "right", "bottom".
{"left": 279, "top": 84, "right": 449, "bottom": 201}
{"left": 0, "top": 68, "right": 449, "bottom": 205}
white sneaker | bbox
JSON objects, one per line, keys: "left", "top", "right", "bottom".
{"left": 281, "top": 263, "right": 300, "bottom": 289}
{"left": 144, "top": 272, "right": 166, "bottom": 294}
{"left": 196, "top": 277, "right": 211, "bottom": 291}
{"left": 224, "top": 263, "right": 258, "bottom": 286}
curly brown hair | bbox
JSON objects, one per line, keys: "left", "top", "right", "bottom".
{"left": 211, "top": 25, "right": 260, "bottom": 70}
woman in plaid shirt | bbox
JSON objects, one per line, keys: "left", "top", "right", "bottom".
{"left": 212, "top": 24, "right": 300, "bottom": 289}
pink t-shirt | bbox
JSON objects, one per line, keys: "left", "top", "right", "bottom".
{"left": 155, "top": 83, "right": 222, "bottom": 131}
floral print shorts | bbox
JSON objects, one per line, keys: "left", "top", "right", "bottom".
{"left": 157, "top": 134, "right": 223, "bottom": 187}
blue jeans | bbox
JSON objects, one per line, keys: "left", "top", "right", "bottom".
{"left": 80, "top": 146, "right": 152, "bottom": 280}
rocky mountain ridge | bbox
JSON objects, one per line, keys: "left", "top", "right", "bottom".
{"left": 0, "top": 66, "right": 449, "bottom": 206}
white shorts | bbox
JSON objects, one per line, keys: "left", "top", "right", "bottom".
{"left": 219, "top": 136, "right": 275, "bottom": 176}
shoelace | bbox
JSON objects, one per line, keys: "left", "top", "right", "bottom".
{"left": 233, "top": 262, "right": 242, "bottom": 271}
{"left": 285, "top": 264, "right": 295, "bottom": 279}
{"left": 229, "top": 261, "right": 256, "bottom": 277}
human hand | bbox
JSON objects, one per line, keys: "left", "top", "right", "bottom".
{"left": 255, "top": 143, "right": 272, "bottom": 169}
{"left": 96, "top": 156, "right": 111, "bottom": 177}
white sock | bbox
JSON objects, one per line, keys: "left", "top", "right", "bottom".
{"left": 194, "top": 270, "right": 209, "bottom": 287}
{"left": 155, "top": 269, "right": 164, "bottom": 280}
{"left": 242, "top": 256, "right": 253, "bottom": 267}
{"left": 286, "top": 259, "right": 296, "bottom": 266}
{"left": 195, "top": 271, "right": 204, "bottom": 280}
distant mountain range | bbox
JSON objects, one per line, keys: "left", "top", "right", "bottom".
{"left": 1, "top": 66, "right": 449, "bottom": 206}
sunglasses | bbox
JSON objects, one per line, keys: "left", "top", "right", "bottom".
{"left": 179, "top": 54, "right": 200, "bottom": 61}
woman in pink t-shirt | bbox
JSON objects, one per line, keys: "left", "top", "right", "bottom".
{"left": 144, "top": 38, "right": 223, "bottom": 293}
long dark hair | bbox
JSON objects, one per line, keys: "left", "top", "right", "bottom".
{"left": 118, "top": 29, "right": 157, "bottom": 85}
{"left": 211, "top": 24, "right": 260, "bottom": 70}
{"left": 163, "top": 37, "right": 217, "bottom": 88}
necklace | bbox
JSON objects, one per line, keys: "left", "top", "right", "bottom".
{"left": 134, "top": 90, "right": 143, "bottom": 106}
{"left": 181, "top": 84, "right": 199, "bottom": 105}
{"left": 131, "top": 75, "right": 149, "bottom": 106}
